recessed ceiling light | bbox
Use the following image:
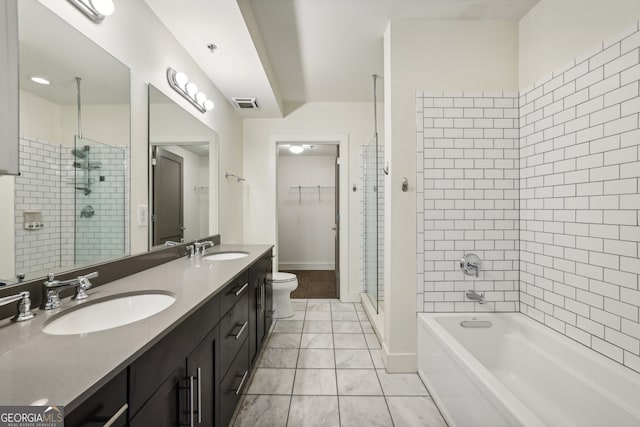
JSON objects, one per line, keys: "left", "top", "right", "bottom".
{"left": 31, "top": 76, "right": 50, "bottom": 85}
{"left": 289, "top": 145, "right": 304, "bottom": 154}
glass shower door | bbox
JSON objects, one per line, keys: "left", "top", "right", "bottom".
{"left": 73, "top": 136, "right": 126, "bottom": 264}
{"left": 363, "top": 134, "right": 383, "bottom": 313}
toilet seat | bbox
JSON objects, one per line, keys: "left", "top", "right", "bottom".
{"left": 272, "top": 272, "right": 297, "bottom": 283}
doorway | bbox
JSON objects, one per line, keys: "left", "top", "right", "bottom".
{"left": 152, "top": 146, "right": 184, "bottom": 246}
{"left": 276, "top": 143, "right": 339, "bottom": 299}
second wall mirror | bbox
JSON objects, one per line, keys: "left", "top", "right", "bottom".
{"left": 148, "top": 84, "right": 219, "bottom": 248}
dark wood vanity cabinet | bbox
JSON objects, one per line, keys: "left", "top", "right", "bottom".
{"left": 65, "top": 249, "right": 272, "bottom": 427}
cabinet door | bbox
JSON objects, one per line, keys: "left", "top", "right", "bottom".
{"left": 129, "top": 365, "right": 188, "bottom": 427}
{"left": 186, "top": 326, "right": 219, "bottom": 427}
{"left": 65, "top": 370, "right": 127, "bottom": 427}
{"left": 0, "top": 0, "right": 19, "bottom": 176}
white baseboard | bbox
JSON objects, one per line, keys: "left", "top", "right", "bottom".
{"left": 340, "top": 291, "right": 361, "bottom": 303}
{"left": 278, "top": 262, "right": 335, "bottom": 270}
{"left": 382, "top": 342, "right": 417, "bottom": 373}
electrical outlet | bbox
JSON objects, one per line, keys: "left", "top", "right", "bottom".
{"left": 138, "top": 204, "right": 148, "bottom": 227}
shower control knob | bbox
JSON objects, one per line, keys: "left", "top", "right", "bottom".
{"left": 460, "top": 253, "right": 481, "bottom": 277}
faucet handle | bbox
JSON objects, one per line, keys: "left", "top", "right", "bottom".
{"left": 46, "top": 272, "right": 56, "bottom": 283}
{"left": 460, "top": 253, "right": 481, "bottom": 277}
{"left": 74, "top": 271, "right": 98, "bottom": 300}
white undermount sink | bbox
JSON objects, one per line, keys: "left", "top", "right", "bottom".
{"left": 203, "top": 251, "right": 249, "bottom": 261}
{"left": 42, "top": 292, "right": 176, "bottom": 335}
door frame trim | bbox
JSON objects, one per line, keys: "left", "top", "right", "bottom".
{"left": 271, "top": 134, "right": 351, "bottom": 302}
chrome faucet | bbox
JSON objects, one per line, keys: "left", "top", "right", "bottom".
{"left": 42, "top": 271, "right": 98, "bottom": 310}
{"left": 466, "top": 289, "right": 486, "bottom": 304}
{"left": 189, "top": 240, "right": 215, "bottom": 257}
{"left": 0, "top": 291, "right": 36, "bottom": 321}
{"left": 197, "top": 241, "right": 214, "bottom": 255}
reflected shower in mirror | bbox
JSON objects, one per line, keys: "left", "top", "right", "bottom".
{"left": 0, "top": 0, "right": 130, "bottom": 287}
{"left": 148, "top": 85, "right": 218, "bottom": 249}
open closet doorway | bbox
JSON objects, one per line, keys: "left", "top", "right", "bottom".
{"left": 276, "top": 143, "right": 339, "bottom": 299}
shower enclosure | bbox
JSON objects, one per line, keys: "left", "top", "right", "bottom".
{"left": 73, "top": 136, "right": 127, "bottom": 264}
{"left": 363, "top": 133, "right": 384, "bottom": 313}
{"left": 12, "top": 136, "right": 128, "bottom": 281}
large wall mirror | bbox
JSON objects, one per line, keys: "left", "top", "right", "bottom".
{"left": 0, "top": 1, "right": 130, "bottom": 287}
{"left": 148, "top": 85, "right": 218, "bottom": 248}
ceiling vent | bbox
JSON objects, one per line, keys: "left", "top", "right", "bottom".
{"left": 231, "top": 97, "right": 260, "bottom": 109}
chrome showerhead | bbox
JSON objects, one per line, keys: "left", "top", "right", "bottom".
{"left": 71, "top": 149, "right": 86, "bottom": 159}
{"left": 71, "top": 145, "right": 90, "bottom": 159}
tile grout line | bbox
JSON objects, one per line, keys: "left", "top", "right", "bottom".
{"left": 331, "top": 300, "right": 343, "bottom": 427}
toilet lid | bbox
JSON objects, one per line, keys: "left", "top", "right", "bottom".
{"left": 273, "top": 272, "right": 297, "bottom": 283}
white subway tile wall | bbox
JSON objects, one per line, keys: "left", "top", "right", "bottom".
{"left": 519, "top": 22, "right": 640, "bottom": 372}
{"left": 74, "top": 144, "right": 128, "bottom": 263}
{"left": 416, "top": 91, "right": 520, "bottom": 313}
{"left": 14, "top": 139, "right": 63, "bottom": 276}
{"left": 14, "top": 139, "right": 129, "bottom": 279}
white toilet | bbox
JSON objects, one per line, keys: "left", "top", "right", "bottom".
{"left": 271, "top": 272, "right": 298, "bottom": 319}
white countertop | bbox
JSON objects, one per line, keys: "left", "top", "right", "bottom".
{"left": 0, "top": 244, "right": 272, "bottom": 411}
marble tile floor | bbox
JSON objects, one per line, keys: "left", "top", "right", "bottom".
{"left": 231, "top": 299, "right": 448, "bottom": 427}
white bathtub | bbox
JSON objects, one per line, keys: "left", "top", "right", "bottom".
{"left": 417, "top": 313, "right": 640, "bottom": 427}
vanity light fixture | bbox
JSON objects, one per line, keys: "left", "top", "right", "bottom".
{"left": 30, "top": 76, "right": 50, "bottom": 85}
{"left": 67, "top": 0, "right": 115, "bottom": 23}
{"left": 167, "top": 68, "right": 214, "bottom": 113}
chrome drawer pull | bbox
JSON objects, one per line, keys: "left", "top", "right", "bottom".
{"left": 231, "top": 321, "right": 248, "bottom": 340}
{"left": 232, "top": 282, "right": 249, "bottom": 296}
{"left": 103, "top": 403, "right": 128, "bottom": 427}
{"left": 235, "top": 370, "right": 249, "bottom": 395}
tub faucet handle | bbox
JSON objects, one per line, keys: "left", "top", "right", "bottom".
{"left": 460, "top": 253, "right": 481, "bottom": 277}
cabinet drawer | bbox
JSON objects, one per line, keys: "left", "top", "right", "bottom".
{"left": 219, "top": 272, "right": 249, "bottom": 316}
{"left": 219, "top": 291, "right": 249, "bottom": 376}
{"left": 65, "top": 370, "right": 127, "bottom": 427}
{"left": 220, "top": 339, "right": 249, "bottom": 427}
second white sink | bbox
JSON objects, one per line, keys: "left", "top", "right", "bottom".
{"left": 203, "top": 252, "right": 249, "bottom": 261}
{"left": 43, "top": 292, "right": 176, "bottom": 335}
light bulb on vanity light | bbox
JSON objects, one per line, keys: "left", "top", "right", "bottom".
{"left": 195, "top": 91, "right": 207, "bottom": 105}
{"left": 204, "top": 99, "right": 214, "bottom": 111}
{"left": 174, "top": 71, "right": 188, "bottom": 89}
{"left": 186, "top": 82, "right": 198, "bottom": 97}
{"left": 89, "top": 0, "right": 115, "bottom": 16}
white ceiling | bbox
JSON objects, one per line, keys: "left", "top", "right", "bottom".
{"left": 145, "top": 0, "right": 539, "bottom": 118}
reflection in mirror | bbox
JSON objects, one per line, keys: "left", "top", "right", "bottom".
{"left": 0, "top": 1, "right": 130, "bottom": 287}
{"left": 148, "top": 85, "right": 218, "bottom": 249}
